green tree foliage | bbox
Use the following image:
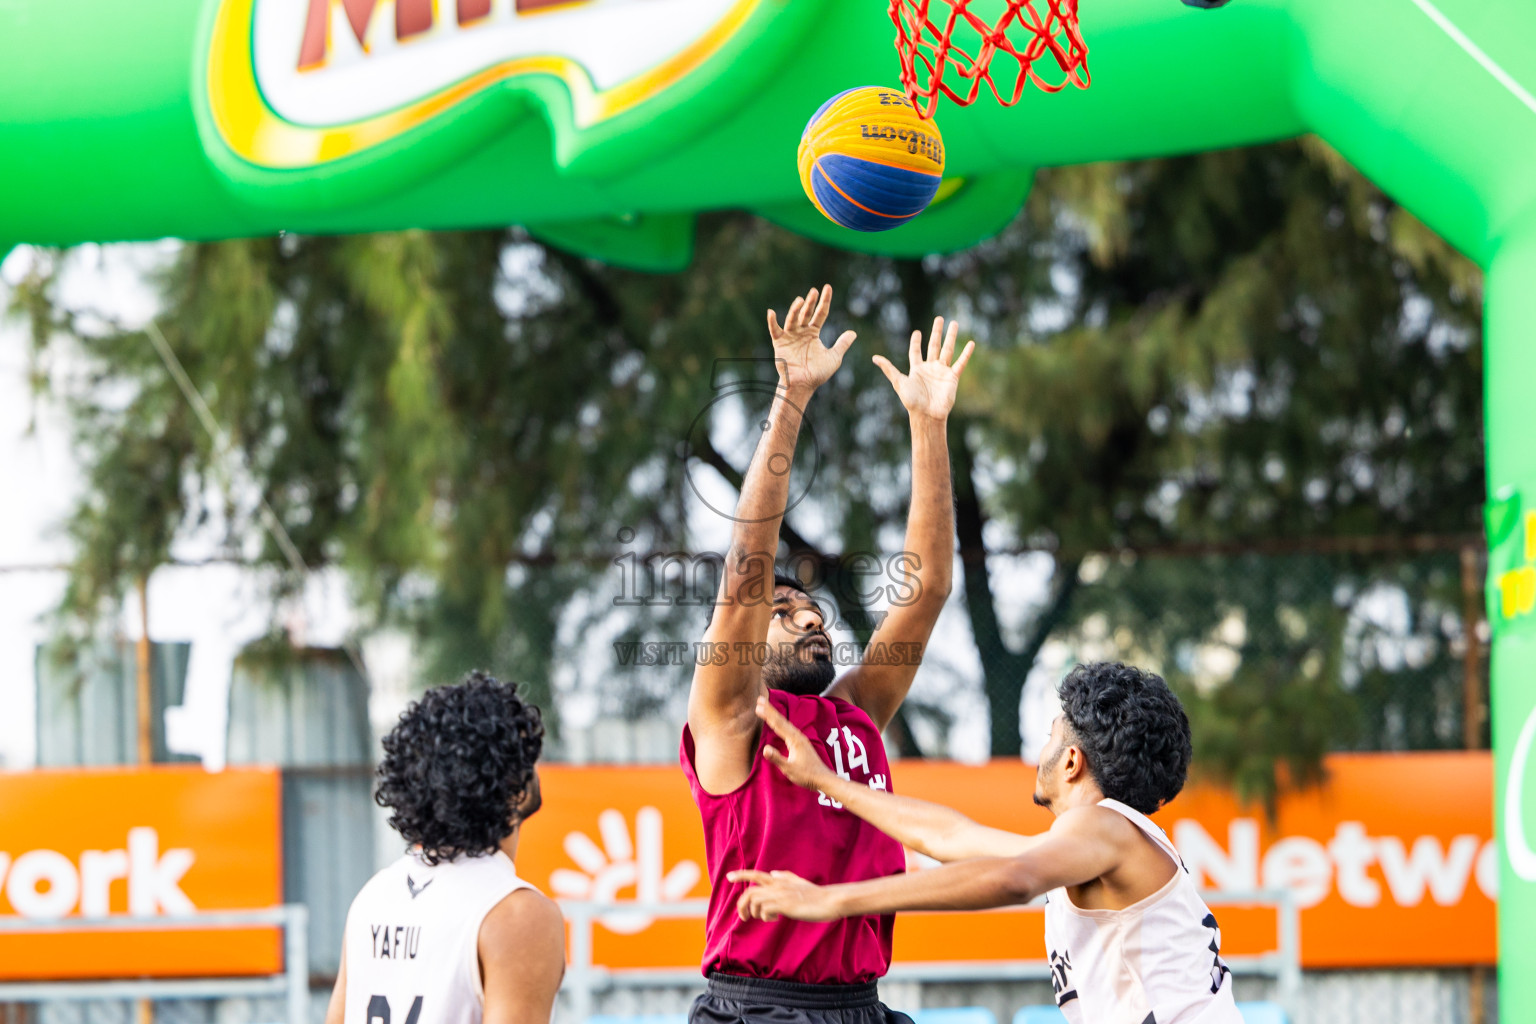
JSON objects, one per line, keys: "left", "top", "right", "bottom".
{"left": 8, "top": 138, "right": 1485, "bottom": 802}
{"left": 10, "top": 224, "right": 916, "bottom": 721}
{"left": 931, "top": 139, "right": 1484, "bottom": 799}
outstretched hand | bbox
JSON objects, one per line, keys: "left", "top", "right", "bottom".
{"left": 768, "top": 285, "right": 857, "bottom": 393}
{"left": 756, "top": 695, "right": 837, "bottom": 793}
{"left": 725, "top": 869, "right": 841, "bottom": 922}
{"left": 873, "top": 316, "right": 975, "bottom": 421}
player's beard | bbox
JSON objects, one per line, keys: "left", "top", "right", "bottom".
{"left": 514, "top": 773, "right": 543, "bottom": 823}
{"left": 762, "top": 638, "right": 836, "bottom": 697}
{"left": 1032, "top": 743, "right": 1064, "bottom": 809}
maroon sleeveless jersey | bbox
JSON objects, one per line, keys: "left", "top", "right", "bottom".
{"left": 680, "top": 688, "right": 907, "bottom": 984}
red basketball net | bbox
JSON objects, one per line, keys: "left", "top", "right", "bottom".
{"left": 889, "top": 0, "right": 1090, "bottom": 119}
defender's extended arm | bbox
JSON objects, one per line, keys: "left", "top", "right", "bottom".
{"left": 729, "top": 807, "right": 1126, "bottom": 921}
{"left": 754, "top": 695, "right": 1034, "bottom": 861}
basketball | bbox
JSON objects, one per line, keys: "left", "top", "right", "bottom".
{"left": 797, "top": 86, "right": 945, "bottom": 232}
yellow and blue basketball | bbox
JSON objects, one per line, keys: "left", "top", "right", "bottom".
{"left": 797, "top": 86, "right": 945, "bottom": 232}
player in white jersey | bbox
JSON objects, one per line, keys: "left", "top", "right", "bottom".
{"left": 729, "top": 662, "right": 1242, "bottom": 1024}
{"left": 323, "top": 672, "right": 565, "bottom": 1024}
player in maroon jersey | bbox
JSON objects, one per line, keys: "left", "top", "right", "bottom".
{"left": 682, "top": 284, "right": 973, "bottom": 1024}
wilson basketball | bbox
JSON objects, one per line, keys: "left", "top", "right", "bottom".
{"left": 797, "top": 86, "right": 945, "bottom": 232}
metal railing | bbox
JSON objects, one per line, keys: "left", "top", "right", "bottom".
{"left": 558, "top": 889, "right": 1300, "bottom": 1022}
{"left": 0, "top": 906, "right": 309, "bottom": 1024}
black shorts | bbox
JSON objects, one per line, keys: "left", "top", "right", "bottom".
{"left": 690, "top": 972, "right": 915, "bottom": 1024}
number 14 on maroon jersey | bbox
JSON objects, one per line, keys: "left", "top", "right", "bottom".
{"left": 819, "top": 726, "right": 888, "bottom": 809}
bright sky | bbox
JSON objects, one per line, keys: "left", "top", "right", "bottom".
{"left": 0, "top": 244, "right": 367, "bottom": 770}
{"left": 0, "top": 261, "right": 73, "bottom": 769}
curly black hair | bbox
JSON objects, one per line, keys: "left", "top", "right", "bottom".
{"left": 1057, "top": 661, "right": 1192, "bottom": 814}
{"left": 375, "top": 670, "right": 545, "bottom": 865}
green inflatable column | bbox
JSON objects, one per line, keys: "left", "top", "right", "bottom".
{"left": 1486, "top": 221, "right": 1536, "bottom": 1019}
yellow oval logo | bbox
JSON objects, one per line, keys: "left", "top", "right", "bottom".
{"left": 207, "top": 0, "right": 763, "bottom": 169}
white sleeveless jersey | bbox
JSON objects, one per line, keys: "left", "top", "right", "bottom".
{"left": 1042, "top": 800, "right": 1242, "bottom": 1024}
{"left": 342, "top": 850, "right": 534, "bottom": 1024}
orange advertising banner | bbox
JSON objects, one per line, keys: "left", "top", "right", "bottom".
{"left": 518, "top": 752, "right": 1495, "bottom": 971}
{"left": 0, "top": 766, "right": 284, "bottom": 980}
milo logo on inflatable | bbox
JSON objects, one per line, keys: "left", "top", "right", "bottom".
{"left": 203, "top": 0, "right": 764, "bottom": 170}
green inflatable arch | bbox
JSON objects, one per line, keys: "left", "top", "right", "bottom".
{"left": 2, "top": 0, "right": 1535, "bottom": 1007}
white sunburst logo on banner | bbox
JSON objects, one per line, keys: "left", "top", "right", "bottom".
{"left": 549, "top": 807, "right": 701, "bottom": 933}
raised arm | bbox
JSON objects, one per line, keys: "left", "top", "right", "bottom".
{"left": 829, "top": 317, "right": 974, "bottom": 730}
{"left": 688, "top": 285, "right": 856, "bottom": 794}
{"left": 753, "top": 696, "right": 1033, "bottom": 861}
